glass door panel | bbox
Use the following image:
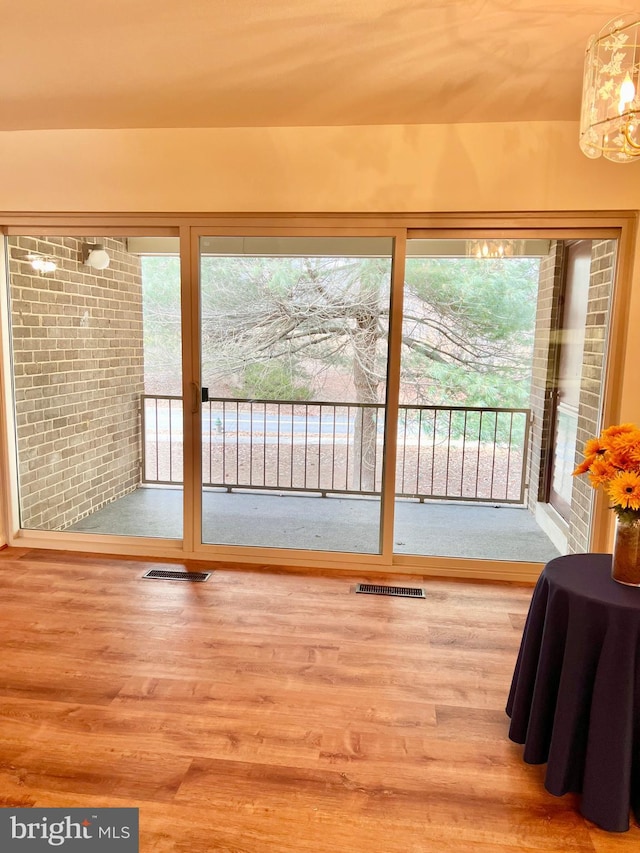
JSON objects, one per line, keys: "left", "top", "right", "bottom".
{"left": 7, "top": 234, "right": 183, "bottom": 539}
{"left": 392, "top": 237, "right": 611, "bottom": 563}
{"left": 198, "top": 236, "right": 393, "bottom": 553}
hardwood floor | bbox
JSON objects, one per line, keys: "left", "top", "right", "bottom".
{"left": 0, "top": 548, "right": 636, "bottom": 851}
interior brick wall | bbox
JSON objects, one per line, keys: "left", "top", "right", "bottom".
{"left": 9, "top": 236, "right": 144, "bottom": 530}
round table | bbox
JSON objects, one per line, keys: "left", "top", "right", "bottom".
{"left": 506, "top": 553, "right": 640, "bottom": 832}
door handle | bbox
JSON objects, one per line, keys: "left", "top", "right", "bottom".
{"left": 191, "top": 382, "right": 200, "bottom": 414}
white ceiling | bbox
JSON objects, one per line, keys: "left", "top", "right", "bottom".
{"left": 0, "top": 1, "right": 633, "bottom": 130}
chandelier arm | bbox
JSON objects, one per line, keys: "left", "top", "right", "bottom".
{"left": 623, "top": 123, "right": 640, "bottom": 152}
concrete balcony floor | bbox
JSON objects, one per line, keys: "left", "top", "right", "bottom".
{"left": 68, "top": 486, "right": 561, "bottom": 563}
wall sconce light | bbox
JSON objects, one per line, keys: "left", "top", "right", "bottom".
{"left": 26, "top": 254, "right": 58, "bottom": 274}
{"left": 82, "top": 243, "right": 111, "bottom": 270}
{"left": 580, "top": 17, "right": 640, "bottom": 162}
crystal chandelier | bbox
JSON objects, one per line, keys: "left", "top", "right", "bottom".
{"left": 580, "top": 17, "right": 640, "bottom": 162}
{"left": 466, "top": 240, "right": 516, "bottom": 259}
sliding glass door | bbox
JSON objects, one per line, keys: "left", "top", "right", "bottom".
{"left": 1, "top": 224, "right": 620, "bottom": 568}
{"left": 197, "top": 236, "right": 393, "bottom": 553}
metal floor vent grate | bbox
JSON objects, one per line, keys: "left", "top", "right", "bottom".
{"left": 142, "top": 569, "right": 211, "bottom": 583}
{"left": 355, "top": 583, "right": 425, "bottom": 598}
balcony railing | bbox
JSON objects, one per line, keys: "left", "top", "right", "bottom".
{"left": 141, "top": 395, "right": 531, "bottom": 504}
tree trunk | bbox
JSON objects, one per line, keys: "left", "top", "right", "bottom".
{"left": 351, "top": 266, "right": 382, "bottom": 491}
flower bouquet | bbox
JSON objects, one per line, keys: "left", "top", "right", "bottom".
{"left": 573, "top": 422, "right": 640, "bottom": 585}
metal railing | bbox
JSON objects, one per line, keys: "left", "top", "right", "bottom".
{"left": 141, "top": 395, "right": 531, "bottom": 504}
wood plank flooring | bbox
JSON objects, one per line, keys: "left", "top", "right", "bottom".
{"left": 0, "top": 547, "right": 636, "bottom": 851}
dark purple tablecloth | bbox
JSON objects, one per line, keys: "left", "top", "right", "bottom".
{"left": 506, "top": 553, "right": 640, "bottom": 832}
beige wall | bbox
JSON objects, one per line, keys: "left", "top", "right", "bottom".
{"left": 1, "top": 121, "right": 640, "bottom": 213}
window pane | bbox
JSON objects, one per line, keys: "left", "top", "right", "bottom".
{"left": 7, "top": 235, "right": 183, "bottom": 539}
{"left": 394, "top": 239, "right": 613, "bottom": 562}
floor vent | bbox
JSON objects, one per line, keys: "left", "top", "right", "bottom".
{"left": 142, "top": 569, "right": 211, "bottom": 583}
{"left": 355, "top": 583, "right": 425, "bottom": 598}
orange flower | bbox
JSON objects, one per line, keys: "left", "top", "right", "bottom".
{"left": 601, "top": 422, "right": 638, "bottom": 440}
{"left": 609, "top": 429, "right": 640, "bottom": 461}
{"left": 574, "top": 424, "right": 640, "bottom": 517}
{"left": 608, "top": 470, "right": 640, "bottom": 511}
{"left": 588, "top": 456, "right": 617, "bottom": 488}
{"left": 584, "top": 437, "right": 609, "bottom": 458}
{"left": 573, "top": 456, "right": 595, "bottom": 476}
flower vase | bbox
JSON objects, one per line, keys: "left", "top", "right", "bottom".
{"left": 612, "top": 515, "right": 640, "bottom": 586}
